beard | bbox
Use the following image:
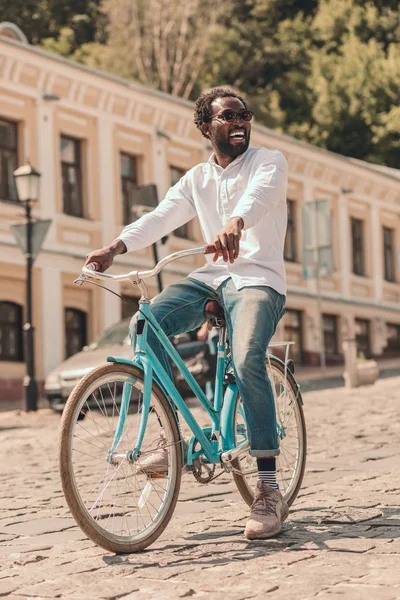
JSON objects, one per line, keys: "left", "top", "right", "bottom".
{"left": 212, "top": 130, "right": 250, "bottom": 159}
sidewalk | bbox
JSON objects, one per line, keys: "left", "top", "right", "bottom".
{"left": 0, "top": 376, "right": 399, "bottom": 599}
{"left": 3, "top": 356, "right": 400, "bottom": 413}
{"left": 295, "top": 355, "right": 400, "bottom": 392}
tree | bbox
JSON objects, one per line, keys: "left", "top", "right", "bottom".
{"left": 198, "top": 0, "right": 400, "bottom": 166}
{"left": 0, "top": 1, "right": 102, "bottom": 48}
{"left": 76, "top": 0, "right": 222, "bottom": 100}
{"left": 303, "top": 0, "right": 400, "bottom": 165}
{"left": 2, "top": 0, "right": 398, "bottom": 165}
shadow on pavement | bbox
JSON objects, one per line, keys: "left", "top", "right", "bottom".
{"left": 100, "top": 504, "right": 399, "bottom": 565}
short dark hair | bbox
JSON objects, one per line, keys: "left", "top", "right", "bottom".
{"left": 194, "top": 88, "right": 248, "bottom": 138}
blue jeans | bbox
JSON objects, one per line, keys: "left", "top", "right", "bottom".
{"left": 130, "top": 277, "right": 285, "bottom": 457}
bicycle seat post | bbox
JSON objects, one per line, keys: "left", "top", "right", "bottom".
{"left": 218, "top": 325, "right": 227, "bottom": 353}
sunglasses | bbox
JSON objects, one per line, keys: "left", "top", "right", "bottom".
{"left": 211, "top": 109, "right": 254, "bottom": 124}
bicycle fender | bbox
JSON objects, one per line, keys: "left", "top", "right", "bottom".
{"left": 107, "top": 356, "right": 143, "bottom": 370}
{"left": 268, "top": 354, "right": 304, "bottom": 406}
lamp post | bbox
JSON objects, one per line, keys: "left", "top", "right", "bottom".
{"left": 13, "top": 162, "right": 41, "bottom": 411}
{"left": 130, "top": 184, "right": 167, "bottom": 294}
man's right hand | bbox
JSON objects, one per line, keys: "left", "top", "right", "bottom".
{"left": 85, "top": 239, "right": 127, "bottom": 272}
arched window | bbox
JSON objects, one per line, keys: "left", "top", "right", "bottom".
{"left": 0, "top": 302, "right": 23, "bottom": 361}
{"left": 65, "top": 308, "right": 87, "bottom": 358}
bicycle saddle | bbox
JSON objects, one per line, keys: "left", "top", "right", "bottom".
{"left": 204, "top": 300, "right": 226, "bottom": 327}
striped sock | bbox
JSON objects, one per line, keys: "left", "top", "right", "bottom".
{"left": 257, "top": 457, "right": 278, "bottom": 490}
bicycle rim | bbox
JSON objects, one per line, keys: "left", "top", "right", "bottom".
{"left": 232, "top": 359, "right": 306, "bottom": 507}
{"left": 59, "top": 363, "right": 182, "bottom": 553}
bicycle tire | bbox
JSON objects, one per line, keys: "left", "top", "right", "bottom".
{"left": 232, "top": 357, "right": 306, "bottom": 507}
{"left": 59, "top": 363, "right": 182, "bottom": 553}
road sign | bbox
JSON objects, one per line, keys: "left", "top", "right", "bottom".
{"left": 302, "top": 200, "right": 333, "bottom": 278}
{"left": 318, "top": 245, "right": 334, "bottom": 277}
{"left": 10, "top": 219, "right": 52, "bottom": 262}
{"left": 302, "top": 199, "right": 332, "bottom": 249}
{"left": 301, "top": 199, "right": 334, "bottom": 373}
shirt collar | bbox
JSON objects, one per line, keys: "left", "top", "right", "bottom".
{"left": 208, "top": 146, "right": 251, "bottom": 170}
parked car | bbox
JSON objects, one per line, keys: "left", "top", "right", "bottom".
{"left": 44, "top": 318, "right": 213, "bottom": 413}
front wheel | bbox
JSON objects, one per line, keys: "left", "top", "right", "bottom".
{"left": 232, "top": 357, "right": 306, "bottom": 507}
{"left": 59, "top": 363, "right": 182, "bottom": 553}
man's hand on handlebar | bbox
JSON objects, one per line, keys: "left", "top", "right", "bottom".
{"left": 85, "top": 239, "right": 127, "bottom": 272}
{"left": 212, "top": 216, "right": 244, "bottom": 263}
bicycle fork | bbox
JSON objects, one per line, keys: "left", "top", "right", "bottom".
{"left": 106, "top": 359, "right": 153, "bottom": 464}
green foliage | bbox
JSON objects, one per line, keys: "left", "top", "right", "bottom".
{"left": 198, "top": 0, "right": 400, "bottom": 166}
{"left": 1, "top": 0, "right": 398, "bottom": 165}
{"left": 0, "top": 1, "right": 102, "bottom": 47}
{"left": 69, "top": 0, "right": 224, "bottom": 99}
{"left": 302, "top": 0, "right": 400, "bottom": 165}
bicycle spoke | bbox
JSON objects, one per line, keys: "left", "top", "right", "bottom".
{"left": 233, "top": 361, "right": 305, "bottom": 507}
{"left": 63, "top": 367, "right": 180, "bottom": 551}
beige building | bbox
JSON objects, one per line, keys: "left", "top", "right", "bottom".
{"left": 1, "top": 24, "right": 400, "bottom": 402}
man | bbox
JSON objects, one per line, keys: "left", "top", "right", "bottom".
{"left": 86, "top": 88, "right": 288, "bottom": 540}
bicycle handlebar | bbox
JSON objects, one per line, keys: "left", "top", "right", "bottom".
{"left": 78, "top": 243, "right": 217, "bottom": 284}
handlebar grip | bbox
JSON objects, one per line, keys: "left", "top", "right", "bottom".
{"left": 86, "top": 262, "right": 100, "bottom": 271}
{"left": 204, "top": 244, "right": 217, "bottom": 255}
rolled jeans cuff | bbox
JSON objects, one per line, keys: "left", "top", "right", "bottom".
{"left": 249, "top": 448, "right": 280, "bottom": 458}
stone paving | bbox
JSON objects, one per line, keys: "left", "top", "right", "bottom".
{"left": 0, "top": 375, "right": 399, "bottom": 600}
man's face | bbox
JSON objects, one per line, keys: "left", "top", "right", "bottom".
{"left": 202, "top": 97, "right": 251, "bottom": 159}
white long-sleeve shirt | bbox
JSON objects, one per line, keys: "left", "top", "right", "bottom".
{"left": 118, "top": 146, "right": 288, "bottom": 295}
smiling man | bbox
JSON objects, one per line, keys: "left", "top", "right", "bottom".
{"left": 86, "top": 88, "right": 289, "bottom": 540}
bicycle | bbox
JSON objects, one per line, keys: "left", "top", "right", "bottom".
{"left": 59, "top": 245, "right": 306, "bottom": 553}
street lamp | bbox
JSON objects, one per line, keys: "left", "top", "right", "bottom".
{"left": 14, "top": 162, "right": 41, "bottom": 411}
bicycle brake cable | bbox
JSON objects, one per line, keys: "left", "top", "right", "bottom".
{"left": 75, "top": 278, "right": 152, "bottom": 318}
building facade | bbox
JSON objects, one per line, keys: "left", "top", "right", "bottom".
{"left": 1, "top": 26, "right": 400, "bottom": 402}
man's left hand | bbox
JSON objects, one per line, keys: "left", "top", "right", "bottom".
{"left": 212, "top": 217, "right": 244, "bottom": 263}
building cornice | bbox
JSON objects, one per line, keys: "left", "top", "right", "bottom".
{"left": 0, "top": 36, "right": 399, "bottom": 204}
{"left": 288, "top": 287, "right": 400, "bottom": 314}
{"left": 0, "top": 35, "right": 195, "bottom": 109}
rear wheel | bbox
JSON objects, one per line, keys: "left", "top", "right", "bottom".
{"left": 232, "top": 357, "right": 306, "bottom": 507}
{"left": 59, "top": 363, "right": 182, "bottom": 553}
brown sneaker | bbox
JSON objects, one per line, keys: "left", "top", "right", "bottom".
{"left": 136, "top": 430, "right": 169, "bottom": 476}
{"left": 136, "top": 432, "right": 188, "bottom": 476}
{"left": 244, "top": 481, "right": 289, "bottom": 540}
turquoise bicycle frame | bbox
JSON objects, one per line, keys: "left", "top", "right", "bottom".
{"left": 107, "top": 299, "right": 240, "bottom": 466}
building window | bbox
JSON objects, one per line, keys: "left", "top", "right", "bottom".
{"left": 385, "top": 323, "right": 400, "bottom": 351}
{"left": 61, "top": 136, "right": 83, "bottom": 217}
{"left": 383, "top": 226, "right": 395, "bottom": 282}
{"left": 386, "top": 323, "right": 400, "bottom": 350}
{"left": 0, "top": 118, "right": 18, "bottom": 202}
{"left": 323, "top": 314, "right": 338, "bottom": 355}
{"left": 170, "top": 166, "right": 189, "bottom": 239}
{"left": 284, "top": 199, "right": 296, "bottom": 262}
{"left": 65, "top": 308, "right": 87, "bottom": 358}
{"left": 283, "top": 309, "right": 303, "bottom": 364}
{"left": 120, "top": 153, "right": 138, "bottom": 225}
{"left": 351, "top": 218, "right": 364, "bottom": 276}
{"left": 121, "top": 296, "right": 139, "bottom": 320}
{"left": 0, "top": 302, "right": 23, "bottom": 361}
{"left": 355, "top": 318, "right": 370, "bottom": 357}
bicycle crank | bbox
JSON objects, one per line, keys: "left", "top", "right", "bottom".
{"left": 191, "top": 441, "right": 216, "bottom": 484}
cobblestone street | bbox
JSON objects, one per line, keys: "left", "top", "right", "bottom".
{"left": 0, "top": 375, "right": 399, "bottom": 600}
